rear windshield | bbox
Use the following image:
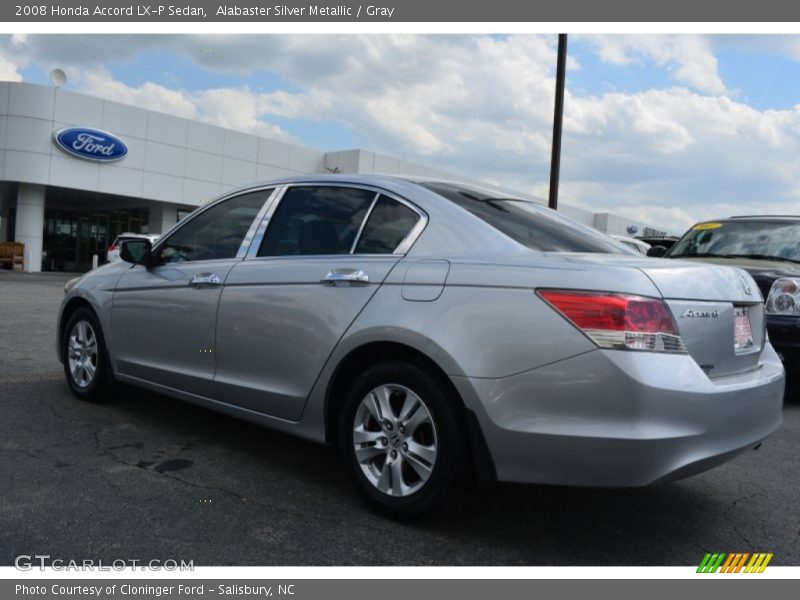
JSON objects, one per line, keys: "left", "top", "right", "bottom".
{"left": 420, "top": 182, "right": 627, "bottom": 253}
{"left": 668, "top": 220, "right": 800, "bottom": 262}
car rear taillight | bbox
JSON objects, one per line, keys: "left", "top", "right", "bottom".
{"left": 107, "top": 244, "right": 117, "bottom": 252}
{"left": 538, "top": 290, "right": 687, "bottom": 354}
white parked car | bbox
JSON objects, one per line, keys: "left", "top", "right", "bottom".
{"left": 611, "top": 234, "right": 652, "bottom": 255}
{"left": 107, "top": 233, "right": 159, "bottom": 263}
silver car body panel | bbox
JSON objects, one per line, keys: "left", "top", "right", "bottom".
{"left": 453, "top": 344, "right": 783, "bottom": 486}
{"left": 57, "top": 174, "right": 785, "bottom": 486}
{"left": 111, "top": 259, "right": 240, "bottom": 396}
{"left": 400, "top": 260, "right": 450, "bottom": 302}
{"left": 214, "top": 255, "right": 399, "bottom": 420}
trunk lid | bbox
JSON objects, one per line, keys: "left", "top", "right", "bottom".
{"left": 559, "top": 254, "right": 766, "bottom": 378}
{"left": 663, "top": 255, "right": 800, "bottom": 301}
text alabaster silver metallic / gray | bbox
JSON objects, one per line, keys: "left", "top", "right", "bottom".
{"left": 57, "top": 174, "right": 784, "bottom": 488}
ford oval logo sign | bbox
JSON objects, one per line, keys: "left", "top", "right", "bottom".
{"left": 54, "top": 127, "right": 128, "bottom": 162}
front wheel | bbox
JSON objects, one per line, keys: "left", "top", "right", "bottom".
{"left": 62, "top": 307, "right": 113, "bottom": 402}
{"left": 339, "top": 361, "right": 468, "bottom": 520}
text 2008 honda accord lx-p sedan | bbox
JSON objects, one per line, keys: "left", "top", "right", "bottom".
{"left": 57, "top": 175, "right": 784, "bottom": 518}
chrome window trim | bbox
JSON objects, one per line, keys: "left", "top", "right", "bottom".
{"left": 245, "top": 182, "right": 429, "bottom": 260}
{"left": 151, "top": 185, "right": 278, "bottom": 262}
{"left": 237, "top": 186, "right": 283, "bottom": 258}
{"left": 349, "top": 192, "right": 381, "bottom": 254}
{"left": 245, "top": 185, "right": 290, "bottom": 259}
{"left": 241, "top": 253, "right": 405, "bottom": 263}
{"left": 391, "top": 198, "right": 428, "bottom": 255}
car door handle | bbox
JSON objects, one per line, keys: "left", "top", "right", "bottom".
{"left": 189, "top": 273, "right": 221, "bottom": 287}
{"left": 321, "top": 269, "right": 369, "bottom": 286}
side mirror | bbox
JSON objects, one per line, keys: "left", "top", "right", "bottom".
{"left": 646, "top": 245, "right": 668, "bottom": 258}
{"left": 119, "top": 239, "right": 153, "bottom": 265}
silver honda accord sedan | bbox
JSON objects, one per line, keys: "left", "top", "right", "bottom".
{"left": 57, "top": 175, "right": 784, "bottom": 518}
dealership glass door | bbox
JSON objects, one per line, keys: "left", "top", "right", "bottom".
{"left": 43, "top": 207, "right": 149, "bottom": 272}
{"left": 43, "top": 211, "right": 78, "bottom": 272}
{"left": 76, "top": 215, "right": 108, "bottom": 270}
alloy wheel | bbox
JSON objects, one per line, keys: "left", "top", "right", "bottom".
{"left": 67, "top": 320, "right": 98, "bottom": 388}
{"left": 352, "top": 383, "right": 438, "bottom": 497}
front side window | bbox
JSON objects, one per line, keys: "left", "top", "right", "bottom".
{"left": 258, "top": 186, "right": 376, "bottom": 256}
{"left": 421, "top": 182, "right": 626, "bottom": 254}
{"left": 159, "top": 190, "right": 268, "bottom": 263}
{"left": 355, "top": 196, "right": 420, "bottom": 254}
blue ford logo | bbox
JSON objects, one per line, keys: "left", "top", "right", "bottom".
{"left": 54, "top": 127, "right": 128, "bottom": 162}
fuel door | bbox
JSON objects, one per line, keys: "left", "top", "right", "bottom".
{"left": 401, "top": 259, "right": 450, "bottom": 302}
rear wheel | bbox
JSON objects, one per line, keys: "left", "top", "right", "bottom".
{"left": 339, "top": 361, "right": 468, "bottom": 520}
{"left": 62, "top": 307, "right": 113, "bottom": 402}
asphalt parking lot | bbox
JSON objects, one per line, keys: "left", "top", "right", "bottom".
{"left": 1, "top": 270, "right": 798, "bottom": 566}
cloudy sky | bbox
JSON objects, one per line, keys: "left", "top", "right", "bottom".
{"left": 2, "top": 34, "right": 800, "bottom": 234}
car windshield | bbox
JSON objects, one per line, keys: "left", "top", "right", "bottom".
{"left": 668, "top": 220, "right": 800, "bottom": 262}
{"left": 421, "top": 181, "right": 629, "bottom": 253}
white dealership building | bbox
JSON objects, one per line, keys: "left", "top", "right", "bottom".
{"left": 0, "top": 81, "right": 666, "bottom": 272}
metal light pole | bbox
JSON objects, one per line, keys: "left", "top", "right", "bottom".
{"left": 548, "top": 34, "right": 568, "bottom": 211}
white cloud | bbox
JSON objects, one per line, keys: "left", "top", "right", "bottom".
{"left": 609, "top": 201, "right": 800, "bottom": 236}
{"left": 76, "top": 69, "right": 298, "bottom": 143}
{"left": 584, "top": 35, "right": 726, "bottom": 95}
{"left": 194, "top": 87, "right": 294, "bottom": 140}
{"left": 5, "top": 34, "right": 800, "bottom": 235}
{"left": 237, "top": 36, "right": 800, "bottom": 234}
{"left": 79, "top": 69, "right": 197, "bottom": 118}
{"left": 259, "top": 35, "right": 562, "bottom": 160}
{"left": 710, "top": 35, "right": 800, "bottom": 65}
{"left": 0, "top": 48, "right": 22, "bottom": 81}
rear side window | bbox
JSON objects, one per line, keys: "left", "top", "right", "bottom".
{"left": 355, "top": 196, "right": 420, "bottom": 254}
{"left": 421, "top": 182, "right": 624, "bottom": 254}
{"left": 259, "top": 186, "right": 376, "bottom": 256}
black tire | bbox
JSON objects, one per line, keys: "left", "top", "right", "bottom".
{"left": 338, "top": 360, "right": 468, "bottom": 520}
{"left": 785, "top": 371, "right": 799, "bottom": 404}
{"left": 62, "top": 307, "right": 114, "bottom": 402}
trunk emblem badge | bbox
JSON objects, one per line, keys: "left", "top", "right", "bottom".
{"left": 682, "top": 309, "right": 719, "bottom": 318}
{"left": 738, "top": 275, "right": 753, "bottom": 296}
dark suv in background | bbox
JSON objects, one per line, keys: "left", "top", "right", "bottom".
{"left": 664, "top": 216, "right": 800, "bottom": 391}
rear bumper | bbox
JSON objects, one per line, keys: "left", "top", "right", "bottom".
{"left": 452, "top": 344, "right": 784, "bottom": 487}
